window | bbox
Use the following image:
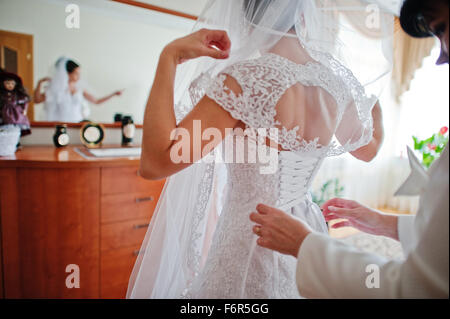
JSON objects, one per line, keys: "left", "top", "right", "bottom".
{"left": 395, "top": 44, "right": 449, "bottom": 156}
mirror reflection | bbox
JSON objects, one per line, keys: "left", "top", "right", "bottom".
{"left": 0, "top": 0, "right": 195, "bottom": 125}
{"left": 33, "top": 57, "right": 123, "bottom": 123}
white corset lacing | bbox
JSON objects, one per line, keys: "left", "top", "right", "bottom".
{"left": 184, "top": 53, "right": 369, "bottom": 299}
{"left": 187, "top": 143, "right": 328, "bottom": 299}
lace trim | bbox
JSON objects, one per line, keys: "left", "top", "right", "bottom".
{"left": 273, "top": 127, "right": 329, "bottom": 155}
{"left": 263, "top": 53, "right": 351, "bottom": 108}
{"left": 175, "top": 102, "right": 192, "bottom": 123}
{"left": 205, "top": 55, "right": 341, "bottom": 155}
{"left": 301, "top": 48, "right": 377, "bottom": 156}
{"left": 186, "top": 52, "right": 375, "bottom": 157}
{"left": 181, "top": 162, "right": 216, "bottom": 298}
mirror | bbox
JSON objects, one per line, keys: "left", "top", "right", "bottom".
{"left": 0, "top": 0, "right": 196, "bottom": 125}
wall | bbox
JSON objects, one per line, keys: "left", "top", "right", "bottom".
{"left": 0, "top": 0, "right": 194, "bottom": 124}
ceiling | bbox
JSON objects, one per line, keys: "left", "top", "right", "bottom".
{"left": 377, "top": 0, "right": 402, "bottom": 15}
{"left": 137, "top": 0, "right": 209, "bottom": 16}
{"left": 136, "top": 0, "right": 402, "bottom": 17}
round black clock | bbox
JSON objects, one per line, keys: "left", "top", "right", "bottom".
{"left": 53, "top": 125, "right": 70, "bottom": 148}
{"left": 122, "top": 116, "right": 135, "bottom": 146}
{"left": 80, "top": 122, "right": 105, "bottom": 148}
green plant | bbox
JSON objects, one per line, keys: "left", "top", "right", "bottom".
{"left": 413, "top": 126, "right": 449, "bottom": 168}
{"left": 312, "top": 178, "right": 345, "bottom": 208}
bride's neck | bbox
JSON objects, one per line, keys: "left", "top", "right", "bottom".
{"left": 269, "top": 35, "right": 315, "bottom": 64}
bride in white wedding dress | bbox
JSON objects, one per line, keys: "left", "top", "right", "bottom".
{"left": 127, "top": 0, "right": 394, "bottom": 299}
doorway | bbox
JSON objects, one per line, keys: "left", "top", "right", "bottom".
{"left": 0, "top": 30, "right": 34, "bottom": 121}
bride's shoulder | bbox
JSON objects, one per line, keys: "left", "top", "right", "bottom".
{"left": 218, "top": 53, "right": 296, "bottom": 88}
{"left": 223, "top": 53, "right": 291, "bottom": 71}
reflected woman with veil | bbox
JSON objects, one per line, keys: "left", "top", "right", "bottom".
{"left": 34, "top": 57, "right": 123, "bottom": 122}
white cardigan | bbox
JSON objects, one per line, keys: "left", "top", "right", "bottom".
{"left": 296, "top": 145, "right": 449, "bottom": 298}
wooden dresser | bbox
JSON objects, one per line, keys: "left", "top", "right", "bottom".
{"left": 0, "top": 146, "right": 165, "bottom": 299}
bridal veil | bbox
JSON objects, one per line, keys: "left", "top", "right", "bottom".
{"left": 127, "top": 0, "right": 394, "bottom": 298}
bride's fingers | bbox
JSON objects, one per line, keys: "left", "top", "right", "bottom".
{"left": 197, "top": 29, "right": 231, "bottom": 60}
{"left": 204, "top": 29, "right": 231, "bottom": 52}
{"left": 201, "top": 47, "right": 229, "bottom": 60}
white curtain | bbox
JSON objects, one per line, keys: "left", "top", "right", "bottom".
{"left": 312, "top": 154, "right": 420, "bottom": 214}
{"left": 312, "top": 43, "right": 449, "bottom": 215}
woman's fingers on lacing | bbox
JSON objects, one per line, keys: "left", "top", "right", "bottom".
{"left": 331, "top": 221, "right": 352, "bottom": 229}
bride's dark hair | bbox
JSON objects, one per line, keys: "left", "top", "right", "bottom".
{"left": 244, "top": 0, "right": 297, "bottom": 31}
{"left": 66, "top": 60, "right": 80, "bottom": 74}
{"left": 244, "top": 0, "right": 273, "bottom": 24}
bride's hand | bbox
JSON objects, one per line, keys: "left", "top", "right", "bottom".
{"left": 162, "top": 29, "right": 231, "bottom": 65}
{"left": 322, "top": 198, "right": 399, "bottom": 240}
{"left": 39, "top": 77, "right": 51, "bottom": 84}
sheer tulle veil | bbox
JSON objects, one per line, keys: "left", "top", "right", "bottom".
{"left": 127, "top": 0, "right": 394, "bottom": 299}
{"left": 44, "top": 56, "right": 88, "bottom": 121}
{"left": 43, "top": 57, "right": 70, "bottom": 120}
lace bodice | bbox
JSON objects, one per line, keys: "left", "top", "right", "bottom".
{"left": 204, "top": 53, "right": 371, "bottom": 157}
{"left": 224, "top": 141, "right": 324, "bottom": 210}
{"left": 127, "top": 0, "right": 393, "bottom": 299}
{"left": 188, "top": 138, "right": 328, "bottom": 299}
{"left": 187, "top": 53, "right": 369, "bottom": 298}
{"left": 208, "top": 53, "right": 350, "bottom": 125}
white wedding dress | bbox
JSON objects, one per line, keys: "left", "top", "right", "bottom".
{"left": 126, "top": 0, "right": 394, "bottom": 300}
{"left": 185, "top": 52, "right": 371, "bottom": 299}
{"left": 44, "top": 57, "right": 89, "bottom": 123}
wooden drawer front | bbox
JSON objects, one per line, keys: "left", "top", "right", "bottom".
{"left": 101, "top": 167, "right": 165, "bottom": 195}
{"left": 6, "top": 168, "right": 100, "bottom": 298}
{"left": 101, "top": 245, "right": 141, "bottom": 299}
{"left": 101, "top": 192, "right": 160, "bottom": 224}
{"left": 101, "top": 219, "right": 149, "bottom": 252}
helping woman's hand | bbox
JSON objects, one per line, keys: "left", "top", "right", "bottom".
{"left": 322, "top": 198, "right": 399, "bottom": 241}
{"left": 162, "top": 29, "right": 231, "bottom": 65}
{"left": 250, "top": 204, "right": 312, "bottom": 258}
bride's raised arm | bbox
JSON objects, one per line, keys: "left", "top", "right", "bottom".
{"left": 349, "top": 102, "right": 384, "bottom": 162}
{"left": 140, "top": 29, "right": 239, "bottom": 180}
{"left": 335, "top": 99, "right": 385, "bottom": 163}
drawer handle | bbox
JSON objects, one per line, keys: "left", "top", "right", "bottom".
{"left": 133, "top": 250, "right": 143, "bottom": 257}
{"left": 133, "top": 223, "right": 150, "bottom": 230}
{"left": 135, "top": 197, "right": 154, "bottom": 203}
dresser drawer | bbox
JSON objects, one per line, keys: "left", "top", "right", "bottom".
{"left": 101, "top": 219, "right": 149, "bottom": 252}
{"left": 101, "top": 245, "right": 141, "bottom": 299}
{"left": 101, "top": 166, "right": 165, "bottom": 195}
{"left": 101, "top": 191, "right": 161, "bottom": 224}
